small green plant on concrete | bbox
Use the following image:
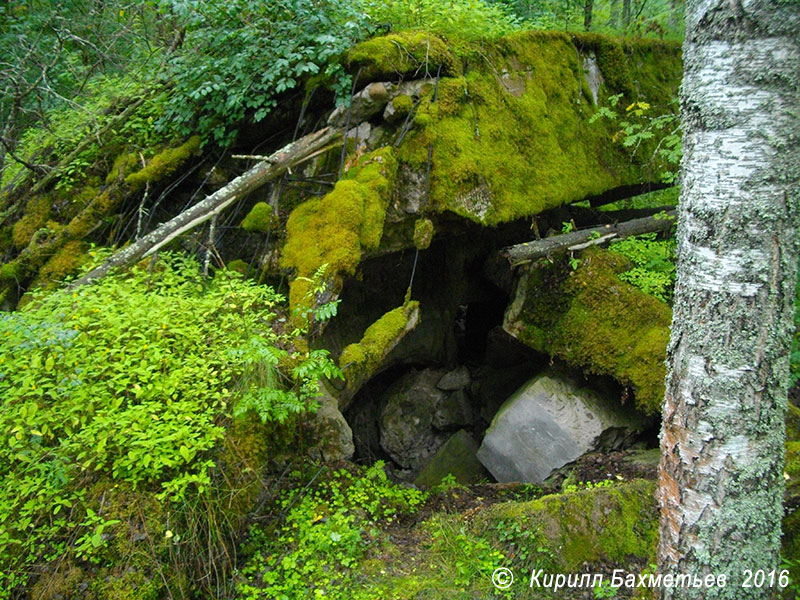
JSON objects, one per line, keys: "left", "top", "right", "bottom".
{"left": 590, "top": 93, "right": 681, "bottom": 184}
{"left": 593, "top": 579, "right": 619, "bottom": 598}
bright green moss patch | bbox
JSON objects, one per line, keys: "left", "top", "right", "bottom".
{"left": 339, "top": 301, "right": 419, "bottom": 383}
{"left": 389, "top": 94, "right": 414, "bottom": 121}
{"left": 507, "top": 248, "right": 671, "bottom": 413}
{"left": 387, "top": 31, "right": 681, "bottom": 225}
{"left": 124, "top": 135, "right": 201, "bottom": 191}
{"left": 281, "top": 147, "right": 398, "bottom": 308}
{"left": 105, "top": 151, "right": 139, "bottom": 185}
{"left": 227, "top": 258, "right": 250, "bottom": 275}
{"left": 241, "top": 201, "right": 278, "bottom": 233}
{"left": 347, "top": 31, "right": 460, "bottom": 82}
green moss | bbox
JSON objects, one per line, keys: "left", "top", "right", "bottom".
{"left": 124, "top": 136, "right": 202, "bottom": 192}
{"left": 348, "top": 32, "right": 460, "bottom": 82}
{"left": 12, "top": 195, "right": 51, "bottom": 248}
{"left": 784, "top": 442, "right": 800, "bottom": 580}
{"left": 227, "top": 259, "right": 250, "bottom": 275}
{"left": 413, "top": 218, "right": 434, "bottom": 250}
{"left": 241, "top": 201, "right": 278, "bottom": 233}
{"left": 0, "top": 260, "right": 22, "bottom": 282}
{"left": 38, "top": 240, "right": 88, "bottom": 284}
{"left": 339, "top": 301, "right": 420, "bottom": 382}
{"left": 385, "top": 31, "right": 681, "bottom": 226}
{"left": 482, "top": 480, "right": 657, "bottom": 570}
{"left": 509, "top": 248, "right": 671, "bottom": 414}
{"left": 105, "top": 151, "right": 139, "bottom": 185}
{"left": 389, "top": 94, "right": 414, "bottom": 122}
{"left": 788, "top": 402, "right": 800, "bottom": 442}
{"left": 281, "top": 147, "right": 398, "bottom": 309}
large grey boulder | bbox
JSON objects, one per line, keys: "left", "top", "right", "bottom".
{"left": 477, "top": 371, "right": 649, "bottom": 483}
{"left": 380, "top": 369, "right": 448, "bottom": 471}
{"left": 432, "top": 389, "right": 473, "bottom": 430}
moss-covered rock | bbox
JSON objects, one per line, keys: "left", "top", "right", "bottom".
{"left": 240, "top": 201, "right": 278, "bottom": 233}
{"left": 339, "top": 301, "right": 420, "bottom": 385}
{"left": 0, "top": 133, "right": 202, "bottom": 304}
{"left": 504, "top": 248, "right": 671, "bottom": 414}
{"left": 281, "top": 146, "right": 398, "bottom": 309}
{"left": 227, "top": 258, "right": 251, "bottom": 275}
{"left": 348, "top": 31, "right": 460, "bottom": 82}
{"left": 413, "top": 218, "right": 434, "bottom": 250}
{"left": 124, "top": 136, "right": 202, "bottom": 191}
{"left": 11, "top": 195, "right": 51, "bottom": 248}
{"left": 482, "top": 479, "right": 658, "bottom": 570}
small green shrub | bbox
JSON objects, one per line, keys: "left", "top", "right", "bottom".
{"left": 590, "top": 93, "right": 681, "bottom": 184}
{"left": 0, "top": 252, "right": 338, "bottom": 595}
{"left": 609, "top": 231, "right": 676, "bottom": 303}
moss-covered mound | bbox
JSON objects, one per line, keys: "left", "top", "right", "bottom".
{"left": 482, "top": 479, "right": 658, "bottom": 571}
{"left": 505, "top": 248, "right": 671, "bottom": 414}
{"left": 349, "top": 31, "right": 681, "bottom": 226}
{"left": 0, "top": 135, "right": 202, "bottom": 306}
{"left": 348, "top": 31, "right": 461, "bottom": 82}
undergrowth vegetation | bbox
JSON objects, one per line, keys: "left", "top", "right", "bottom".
{"left": 0, "top": 252, "right": 339, "bottom": 596}
{"left": 237, "top": 462, "right": 426, "bottom": 599}
{"left": 609, "top": 230, "right": 677, "bottom": 303}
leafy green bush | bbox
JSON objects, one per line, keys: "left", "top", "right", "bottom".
{"left": 363, "top": 0, "right": 523, "bottom": 40}
{"left": 156, "top": 0, "right": 369, "bottom": 146}
{"left": 0, "top": 252, "right": 338, "bottom": 595}
{"left": 609, "top": 231, "right": 676, "bottom": 303}
{"left": 237, "top": 462, "right": 426, "bottom": 599}
{"left": 1, "top": 75, "right": 166, "bottom": 191}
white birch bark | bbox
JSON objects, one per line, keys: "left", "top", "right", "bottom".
{"left": 658, "top": 1, "right": 800, "bottom": 598}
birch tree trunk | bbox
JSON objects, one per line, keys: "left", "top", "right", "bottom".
{"left": 658, "top": 1, "right": 800, "bottom": 598}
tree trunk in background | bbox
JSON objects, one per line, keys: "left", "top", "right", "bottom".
{"left": 658, "top": 1, "right": 800, "bottom": 598}
{"left": 584, "top": 0, "right": 593, "bottom": 30}
{"left": 608, "top": 0, "right": 619, "bottom": 29}
{"left": 622, "top": 0, "right": 631, "bottom": 27}
{"left": 667, "top": 0, "right": 681, "bottom": 34}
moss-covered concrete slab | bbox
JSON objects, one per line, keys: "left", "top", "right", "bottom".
{"left": 414, "top": 429, "right": 490, "bottom": 488}
{"left": 504, "top": 248, "right": 671, "bottom": 414}
{"left": 348, "top": 31, "right": 681, "bottom": 226}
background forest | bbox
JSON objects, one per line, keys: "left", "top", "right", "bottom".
{"left": 2, "top": 1, "right": 798, "bottom": 599}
